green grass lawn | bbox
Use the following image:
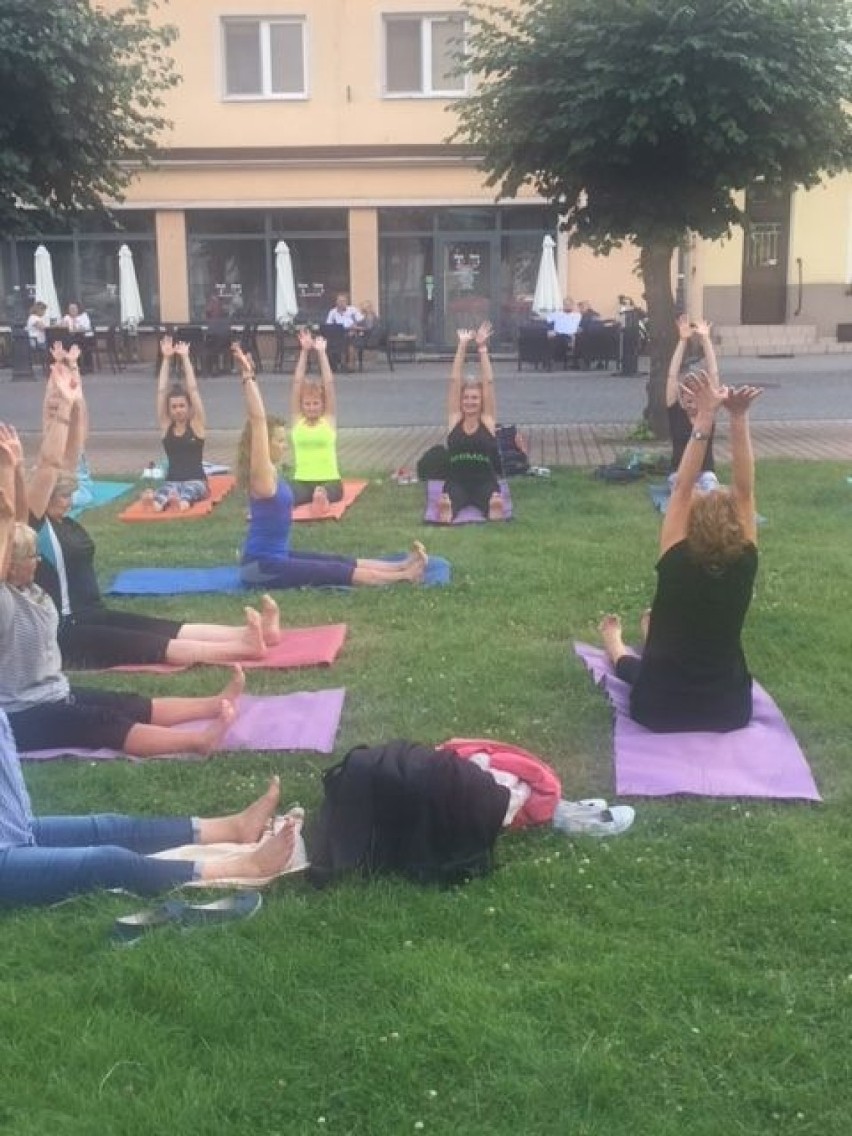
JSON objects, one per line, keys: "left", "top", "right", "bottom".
{"left": 2, "top": 462, "right": 851, "bottom": 1136}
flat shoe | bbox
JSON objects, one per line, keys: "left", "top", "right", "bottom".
{"left": 553, "top": 803, "right": 635, "bottom": 839}
{"left": 112, "top": 899, "right": 187, "bottom": 945}
{"left": 177, "top": 890, "right": 263, "bottom": 927}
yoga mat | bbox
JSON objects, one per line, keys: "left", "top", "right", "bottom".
{"left": 648, "top": 483, "right": 766, "bottom": 524}
{"left": 106, "top": 554, "right": 451, "bottom": 595}
{"left": 20, "top": 688, "right": 346, "bottom": 761}
{"left": 102, "top": 623, "right": 348, "bottom": 673}
{"left": 574, "top": 643, "right": 820, "bottom": 801}
{"left": 424, "top": 479, "right": 513, "bottom": 524}
{"left": 118, "top": 474, "right": 235, "bottom": 523}
{"left": 151, "top": 809, "right": 309, "bottom": 887}
{"left": 292, "top": 479, "right": 368, "bottom": 521}
{"left": 69, "top": 480, "right": 134, "bottom": 519}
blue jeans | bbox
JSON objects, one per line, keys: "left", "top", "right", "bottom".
{"left": 0, "top": 814, "right": 197, "bottom": 907}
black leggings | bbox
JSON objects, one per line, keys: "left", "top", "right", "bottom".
{"left": 58, "top": 607, "right": 183, "bottom": 669}
{"left": 443, "top": 477, "right": 499, "bottom": 519}
{"left": 8, "top": 688, "right": 154, "bottom": 752}
{"left": 614, "top": 655, "right": 641, "bottom": 684}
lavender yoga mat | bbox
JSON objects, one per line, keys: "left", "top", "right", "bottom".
{"left": 424, "top": 479, "right": 513, "bottom": 524}
{"left": 574, "top": 643, "right": 820, "bottom": 801}
{"left": 20, "top": 689, "right": 346, "bottom": 762}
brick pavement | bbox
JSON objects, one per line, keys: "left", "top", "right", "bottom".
{"left": 47, "top": 418, "right": 851, "bottom": 477}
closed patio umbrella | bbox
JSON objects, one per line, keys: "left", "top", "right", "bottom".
{"left": 34, "top": 245, "right": 61, "bottom": 322}
{"left": 118, "top": 244, "right": 145, "bottom": 326}
{"left": 532, "top": 234, "right": 562, "bottom": 317}
{"left": 275, "top": 240, "right": 299, "bottom": 325}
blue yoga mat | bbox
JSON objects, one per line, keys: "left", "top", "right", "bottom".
{"left": 69, "top": 480, "right": 135, "bottom": 519}
{"left": 106, "top": 555, "right": 451, "bottom": 596}
{"left": 648, "top": 483, "right": 766, "bottom": 524}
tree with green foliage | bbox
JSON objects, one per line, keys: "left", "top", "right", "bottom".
{"left": 0, "top": 0, "right": 178, "bottom": 234}
{"left": 454, "top": 0, "right": 852, "bottom": 433}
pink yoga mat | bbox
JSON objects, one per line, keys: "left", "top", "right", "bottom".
{"left": 102, "top": 624, "right": 348, "bottom": 673}
{"left": 574, "top": 643, "right": 820, "bottom": 801}
{"left": 20, "top": 689, "right": 346, "bottom": 761}
{"left": 424, "top": 479, "right": 513, "bottom": 524}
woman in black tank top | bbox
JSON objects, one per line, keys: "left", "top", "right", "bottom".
{"left": 440, "top": 322, "right": 502, "bottom": 522}
{"left": 599, "top": 373, "right": 763, "bottom": 733}
{"left": 143, "top": 336, "right": 210, "bottom": 512}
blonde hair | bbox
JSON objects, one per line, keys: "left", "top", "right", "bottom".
{"left": 236, "top": 415, "right": 287, "bottom": 490}
{"left": 51, "top": 474, "right": 78, "bottom": 502}
{"left": 686, "top": 489, "right": 749, "bottom": 568}
{"left": 299, "top": 381, "right": 326, "bottom": 413}
{"left": 11, "top": 522, "right": 36, "bottom": 562}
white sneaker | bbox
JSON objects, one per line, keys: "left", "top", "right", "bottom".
{"left": 553, "top": 802, "right": 635, "bottom": 839}
{"left": 552, "top": 798, "right": 608, "bottom": 827}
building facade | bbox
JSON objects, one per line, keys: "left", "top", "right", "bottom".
{"left": 3, "top": 0, "right": 851, "bottom": 346}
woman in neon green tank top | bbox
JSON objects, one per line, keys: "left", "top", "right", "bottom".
{"left": 290, "top": 330, "right": 343, "bottom": 515}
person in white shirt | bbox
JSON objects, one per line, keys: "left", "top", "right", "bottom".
{"left": 324, "top": 293, "right": 362, "bottom": 369}
{"left": 26, "top": 303, "right": 49, "bottom": 360}
{"left": 548, "top": 299, "right": 582, "bottom": 366}
{"left": 61, "top": 302, "right": 93, "bottom": 337}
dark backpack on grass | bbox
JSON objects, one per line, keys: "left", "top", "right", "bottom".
{"left": 496, "top": 424, "right": 530, "bottom": 477}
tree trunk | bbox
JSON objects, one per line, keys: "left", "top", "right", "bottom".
{"left": 639, "top": 242, "right": 678, "bottom": 438}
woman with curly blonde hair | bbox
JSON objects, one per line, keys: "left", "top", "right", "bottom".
{"left": 599, "top": 373, "right": 762, "bottom": 732}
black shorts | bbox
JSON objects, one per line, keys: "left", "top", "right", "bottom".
{"left": 58, "top": 607, "right": 183, "bottom": 669}
{"left": 444, "top": 476, "right": 499, "bottom": 519}
{"left": 7, "top": 688, "right": 153, "bottom": 752}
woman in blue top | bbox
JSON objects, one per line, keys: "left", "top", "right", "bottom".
{"left": 232, "top": 345, "right": 427, "bottom": 588}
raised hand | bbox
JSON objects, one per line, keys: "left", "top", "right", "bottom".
{"left": 475, "top": 321, "right": 493, "bottom": 347}
{"left": 67, "top": 343, "right": 81, "bottom": 366}
{"left": 313, "top": 335, "right": 327, "bottom": 354}
{"left": 173, "top": 340, "right": 190, "bottom": 358}
{"left": 0, "top": 486, "right": 14, "bottom": 519}
{"left": 457, "top": 328, "right": 475, "bottom": 345}
{"left": 49, "top": 359, "right": 83, "bottom": 404}
{"left": 723, "top": 385, "right": 763, "bottom": 417}
{"left": 159, "top": 335, "right": 175, "bottom": 358}
{"left": 50, "top": 340, "right": 67, "bottom": 363}
{"left": 676, "top": 314, "right": 691, "bottom": 340}
{"left": 297, "top": 328, "right": 314, "bottom": 351}
{"left": 231, "top": 343, "right": 254, "bottom": 377}
{"left": 680, "top": 370, "right": 726, "bottom": 417}
{"left": 693, "top": 318, "right": 712, "bottom": 339}
{"left": 0, "top": 423, "right": 23, "bottom": 467}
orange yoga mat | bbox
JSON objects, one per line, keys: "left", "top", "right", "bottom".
{"left": 119, "top": 475, "right": 235, "bottom": 523}
{"left": 291, "top": 479, "right": 368, "bottom": 521}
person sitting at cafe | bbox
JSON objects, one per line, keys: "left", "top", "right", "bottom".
{"left": 26, "top": 303, "right": 49, "bottom": 368}
{"left": 61, "top": 302, "right": 95, "bottom": 372}
{"left": 325, "top": 293, "right": 362, "bottom": 370}
{"left": 548, "top": 298, "right": 582, "bottom": 366}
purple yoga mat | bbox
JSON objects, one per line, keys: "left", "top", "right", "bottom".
{"left": 574, "top": 643, "right": 820, "bottom": 801}
{"left": 20, "top": 689, "right": 346, "bottom": 762}
{"left": 424, "top": 479, "right": 513, "bottom": 524}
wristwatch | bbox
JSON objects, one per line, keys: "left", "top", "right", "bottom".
{"left": 691, "top": 429, "right": 709, "bottom": 441}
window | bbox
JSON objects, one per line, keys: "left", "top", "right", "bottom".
{"left": 222, "top": 18, "right": 306, "bottom": 99}
{"left": 384, "top": 14, "right": 465, "bottom": 96}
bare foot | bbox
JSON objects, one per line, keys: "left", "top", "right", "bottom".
{"left": 598, "top": 614, "right": 626, "bottom": 666}
{"left": 310, "top": 486, "right": 330, "bottom": 517}
{"left": 401, "top": 541, "right": 428, "bottom": 583}
{"left": 488, "top": 491, "right": 504, "bottom": 521}
{"left": 232, "top": 775, "right": 281, "bottom": 843}
{"left": 241, "top": 607, "right": 266, "bottom": 659}
{"left": 247, "top": 817, "right": 298, "bottom": 877}
{"left": 198, "top": 699, "right": 236, "bottom": 755}
{"left": 152, "top": 498, "right": 165, "bottom": 513}
{"left": 438, "top": 492, "right": 452, "bottom": 525}
{"left": 178, "top": 497, "right": 191, "bottom": 512}
{"left": 220, "top": 664, "right": 246, "bottom": 704}
{"left": 260, "top": 594, "right": 281, "bottom": 646}
{"left": 640, "top": 608, "right": 652, "bottom": 644}
{"left": 401, "top": 539, "right": 427, "bottom": 572}
{"left": 140, "top": 488, "right": 155, "bottom": 505}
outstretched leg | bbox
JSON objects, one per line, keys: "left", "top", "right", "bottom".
{"left": 195, "top": 776, "right": 282, "bottom": 844}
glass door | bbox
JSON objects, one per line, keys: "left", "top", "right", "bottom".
{"left": 437, "top": 237, "right": 498, "bottom": 346}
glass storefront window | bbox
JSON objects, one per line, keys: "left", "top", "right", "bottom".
{"left": 501, "top": 205, "right": 558, "bottom": 231}
{"left": 270, "top": 209, "right": 347, "bottom": 233}
{"left": 77, "top": 240, "right": 158, "bottom": 325}
{"left": 500, "top": 234, "right": 543, "bottom": 340}
{"left": 288, "top": 238, "right": 349, "bottom": 323}
{"left": 380, "top": 237, "right": 434, "bottom": 342}
{"left": 189, "top": 237, "right": 268, "bottom": 321}
{"left": 437, "top": 208, "right": 497, "bottom": 232}
{"left": 187, "top": 210, "right": 267, "bottom": 235}
{"left": 378, "top": 208, "right": 435, "bottom": 234}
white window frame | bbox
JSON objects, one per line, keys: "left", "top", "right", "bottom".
{"left": 382, "top": 13, "right": 468, "bottom": 99}
{"left": 221, "top": 16, "right": 308, "bottom": 101}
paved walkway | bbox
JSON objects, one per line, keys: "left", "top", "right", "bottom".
{"left": 42, "top": 418, "right": 852, "bottom": 476}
